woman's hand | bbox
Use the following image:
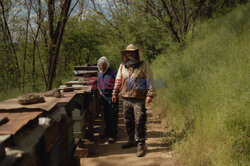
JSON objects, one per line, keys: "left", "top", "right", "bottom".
{"left": 112, "top": 95, "right": 117, "bottom": 103}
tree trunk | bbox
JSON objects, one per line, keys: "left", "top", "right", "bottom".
{"left": 0, "top": 0, "right": 21, "bottom": 89}
{"left": 22, "top": 0, "right": 32, "bottom": 91}
{"left": 46, "top": 0, "right": 73, "bottom": 90}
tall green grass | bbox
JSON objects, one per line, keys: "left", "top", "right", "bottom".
{"left": 152, "top": 4, "right": 250, "bottom": 166}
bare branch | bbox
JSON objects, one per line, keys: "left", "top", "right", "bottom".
{"left": 169, "top": 0, "right": 180, "bottom": 23}
{"left": 68, "top": 0, "right": 80, "bottom": 18}
{"left": 187, "top": 0, "right": 206, "bottom": 29}
{"left": 160, "top": 0, "right": 180, "bottom": 42}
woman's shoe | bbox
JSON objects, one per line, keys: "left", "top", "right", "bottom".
{"left": 121, "top": 141, "right": 137, "bottom": 149}
{"left": 107, "top": 137, "right": 115, "bottom": 144}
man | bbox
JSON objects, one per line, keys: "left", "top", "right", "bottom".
{"left": 97, "top": 56, "right": 118, "bottom": 144}
{"left": 112, "top": 44, "right": 155, "bottom": 157}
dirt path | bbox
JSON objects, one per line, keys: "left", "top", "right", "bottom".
{"left": 80, "top": 105, "right": 180, "bottom": 166}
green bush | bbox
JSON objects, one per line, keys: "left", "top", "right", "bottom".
{"left": 152, "top": 3, "right": 250, "bottom": 166}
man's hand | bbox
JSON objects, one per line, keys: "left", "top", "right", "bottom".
{"left": 112, "top": 95, "right": 117, "bottom": 103}
{"left": 146, "top": 96, "right": 152, "bottom": 104}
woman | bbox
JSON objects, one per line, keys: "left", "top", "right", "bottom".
{"left": 97, "top": 56, "right": 118, "bottom": 143}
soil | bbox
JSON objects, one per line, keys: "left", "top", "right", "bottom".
{"left": 80, "top": 105, "right": 180, "bottom": 166}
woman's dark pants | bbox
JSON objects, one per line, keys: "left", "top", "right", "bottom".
{"left": 101, "top": 95, "right": 118, "bottom": 139}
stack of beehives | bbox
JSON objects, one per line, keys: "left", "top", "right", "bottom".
{"left": 0, "top": 65, "right": 101, "bottom": 165}
{"left": 72, "top": 108, "right": 85, "bottom": 138}
{"left": 65, "top": 66, "right": 98, "bottom": 91}
{"left": 0, "top": 88, "right": 89, "bottom": 165}
{"left": 66, "top": 65, "right": 100, "bottom": 139}
{"left": 0, "top": 104, "right": 73, "bottom": 165}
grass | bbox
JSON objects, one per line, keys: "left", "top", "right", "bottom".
{"left": 152, "top": 3, "right": 250, "bottom": 166}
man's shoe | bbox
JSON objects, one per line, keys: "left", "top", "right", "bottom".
{"left": 136, "top": 143, "right": 147, "bottom": 157}
{"left": 107, "top": 137, "right": 115, "bottom": 144}
{"left": 121, "top": 141, "right": 137, "bottom": 149}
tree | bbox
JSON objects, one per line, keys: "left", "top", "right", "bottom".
{"left": 46, "top": 0, "right": 75, "bottom": 90}
{"left": 0, "top": 0, "right": 21, "bottom": 88}
{"left": 137, "top": 0, "right": 207, "bottom": 42}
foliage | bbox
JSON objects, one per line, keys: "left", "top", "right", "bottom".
{"left": 152, "top": 3, "right": 250, "bottom": 165}
{"left": 1, "top": 0, "right": 247, "bottom": 97}
{"left": 0, "top": 1, "right": 249, "bottom": 165}
{"left": 63, "top": 18, "right": 103, "bottom": 66}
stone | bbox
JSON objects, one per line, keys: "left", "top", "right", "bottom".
{"left": 18, "top": 93, "right": 45, "bottom": 105}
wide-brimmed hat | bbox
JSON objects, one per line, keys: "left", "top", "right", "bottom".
{"left": 121, "top": 44, "right": 139, "bottom": 52}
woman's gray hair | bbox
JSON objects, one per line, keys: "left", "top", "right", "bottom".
{"left": 97, "top": 56, "right": 110, "bottom": 74}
